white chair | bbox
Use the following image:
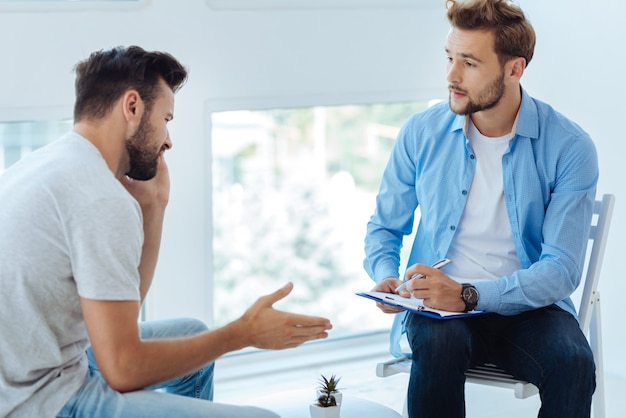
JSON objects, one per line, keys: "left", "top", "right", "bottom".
{"left": 376, "top": 193, "right": 615, "bottom": 418}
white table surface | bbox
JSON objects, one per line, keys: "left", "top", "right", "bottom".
{"left": 246, "top": 389, "right": 402, "bottom": 418}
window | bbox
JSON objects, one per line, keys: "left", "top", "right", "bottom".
{"left": 0, "top": 120, "right": 71, "bottom": 173}
{"left": 211, "top": 101, "right": 437, "bottom": 336}
{"left": 0, "top": 0, "right": 147, "bottom": 12}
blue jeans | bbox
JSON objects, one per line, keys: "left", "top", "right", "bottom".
{"left": 405, "top": 305, "right": 595, "bottom": 418}
{"left": 57, "top": 318, "right": 279, "bottom": 418}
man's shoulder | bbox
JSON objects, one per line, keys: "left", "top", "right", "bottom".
{"left": 518, "top": 92, "right": 597, "bottom": 168}
{"left": 1, "top": 131, "right": 134, "bottom": 218}
{"left": 38, "top": 133, "right": 124, "bottom": 196}
{"left": 6, "top": 132, "right": 106, "bottom": 179}
{"left": 521, "top": 91, "right": 590, "bottom": 139}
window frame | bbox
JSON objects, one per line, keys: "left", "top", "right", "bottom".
{"left": 0, "top": 0, "right": 149, "bottom": 13}
{"left": 205, "top": 0, "right": 438, "bottom": 11}
{"left": 201, "top": 89, "right": 440, "bottom": 343}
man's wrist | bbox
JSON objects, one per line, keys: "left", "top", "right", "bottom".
{"left": 461, "top": 283, "right": 479, "bottom": 312}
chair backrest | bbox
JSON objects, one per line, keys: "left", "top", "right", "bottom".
{"left": 577, "top": 194, "right": 615, "bottom": 334}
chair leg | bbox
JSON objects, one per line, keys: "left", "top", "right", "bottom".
{"left": 590, "top": 295, "right": 605, "bottom": 418}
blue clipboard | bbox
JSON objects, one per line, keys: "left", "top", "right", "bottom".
{"left": 356, "top": 291, "right": 486, "bottom": 320}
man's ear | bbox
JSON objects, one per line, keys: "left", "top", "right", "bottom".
{"left": 122, "top": 90, "right": 144, "bottom": 124}
{"left": 507, "top": 56, "right": 526, "bottom": 80}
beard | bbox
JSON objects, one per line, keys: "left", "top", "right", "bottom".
{"left": 449, "top": 69, "right": 505, "bottom": 115}
{"left": 125, "top": 112, "right": 160, "bottom": 181}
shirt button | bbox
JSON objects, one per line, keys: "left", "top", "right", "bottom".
{"left": 470, "top": 154, "right": 475, "bottom": 159}
{"left": 462, "top": 190, "right": 468, "bottom": 195}
{"left": 450, "top": 226, "right": 456, "bottom": 231}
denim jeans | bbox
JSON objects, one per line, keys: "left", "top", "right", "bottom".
{"left": 405, "top": 305, "right": 595, "bottom": 418}
{"left": 57, "top": 318, "right": 279, "bottom": 418}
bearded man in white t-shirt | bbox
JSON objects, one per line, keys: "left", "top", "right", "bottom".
{"left": 0, "top": 46, "right": 332, "bottom": 418}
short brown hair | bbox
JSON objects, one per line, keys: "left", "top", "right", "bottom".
{"left": 73, "top": 46, "right": 188, "bottom": 121}
{"left": 446, "top": 0, "right": 536, "bottom": 67}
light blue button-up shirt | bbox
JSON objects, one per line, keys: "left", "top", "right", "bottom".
{"left": 364, "top": 89, "right": 598, "bottom": 319}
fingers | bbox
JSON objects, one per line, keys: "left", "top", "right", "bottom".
{"left": 370, "top": 277, "right": 408, "bottom": 314}
{"left": 376, "top": 301, "right": 405, "bottom": 314}
{"left": 156, "top": 153, "right": 168, "bottom": 169}
{"left": 253, "top": 313, "right": 333, "bottom": 350}
{"left": 257, "top": 282, "right": 293, "bottom": 308}
{"left": 403, "top": 267, "right": 464, "bottom": 312}
{"left": 406, "top": 277, "right": 429, "bottom": 293}
{"left": 284, "top": 312, "right": 332, "bottom": 328}
{"left": 405, "top": 263, "right": 432, "bottom": 281}
{"left": 119, "top": 174, "right": 134, "bottom": 189}
{"left": 371, "top": 277, "right": 403, "bottom": 293}
{"left": 242, "top": 283, "right": 333, "bottom": 350}
{"left": 153, "top": 155, "right": 170, "bottom": 183}
{"left": 269, "top": 328, "right": 330, "bottom": 349}
{"left": 285, "top": 321, "right": 332, "bottom": 347}
{"left": 119, "top": 155, "right": 170, "bottom": 208}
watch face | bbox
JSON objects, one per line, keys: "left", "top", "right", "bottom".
{"left": 463, "top": 286, "right": 479, "bottom": 304}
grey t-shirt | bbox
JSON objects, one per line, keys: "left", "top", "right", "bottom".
{"left": 0, "top": 132, "right": 142, "bottom": 417}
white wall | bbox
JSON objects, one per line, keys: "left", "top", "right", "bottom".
{"left": 520, "top": 0, "right": 626, "bottom": 381}
{"left": 1, "top": 0, "right": 624, "bottom": 378}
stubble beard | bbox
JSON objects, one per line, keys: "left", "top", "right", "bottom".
{"left": 449, "top": 70, "right": 505, "bottom": 116}
{"left": 125, "top": 112, "right": 160, "bottom": 181}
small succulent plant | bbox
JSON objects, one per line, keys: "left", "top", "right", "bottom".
{"left": 316, "top": 374, "right": 342, "bottom": 407}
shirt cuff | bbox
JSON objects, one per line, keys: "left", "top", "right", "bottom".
{"left": 374, "top": 261, "right": 400, "bottom": 284}
{"left": 473, "top": 280, "right": 501, "bottom": 312}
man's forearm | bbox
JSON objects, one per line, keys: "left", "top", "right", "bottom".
{"left": 137, "top": 204, "right": 166, "bottom": 303}
{"left": 97, "top": 319, "right": 248, "bottom": 393}
{"left": 82, "top": 284, "right": 332, "bottom": 393}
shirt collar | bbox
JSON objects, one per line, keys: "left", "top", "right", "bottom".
{"left": 448, "top": 87, "right": 538, "bottom": 140}
{"left": 515, "top": 87, "right": 539, "bottom": 140}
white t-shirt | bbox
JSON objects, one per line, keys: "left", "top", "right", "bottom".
{"left": 445, "top": 120, "right": 522, "bottom": 283}
{"left": 0, "top": 132, "right": 142, "bottom": 417}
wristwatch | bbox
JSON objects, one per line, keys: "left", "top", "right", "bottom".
{"left": 461, "top": 283, "right": 479, "bottom": 312}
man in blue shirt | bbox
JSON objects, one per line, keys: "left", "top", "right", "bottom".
{"left": 364, "top": 1, "right": 598, "bottom": 417}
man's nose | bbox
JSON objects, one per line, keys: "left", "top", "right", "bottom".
{"left": 446, "top": 61, "right": 461, "bottom": 84}
{"left": 163, "top": 132, "right": 172, "bottom": 150}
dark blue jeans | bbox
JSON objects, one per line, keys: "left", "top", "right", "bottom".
{"left": 405, "top": 305, "right": 595, "bottom": 418}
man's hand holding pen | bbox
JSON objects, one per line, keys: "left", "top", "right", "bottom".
{"left": 395, "top": 258, "right": 452, "bottom": 292}
{"left": 403, "top": 260, "right": 465, "bottom": 312}
{"left": 370, "top": 258, "right": 466, "bottom": 313}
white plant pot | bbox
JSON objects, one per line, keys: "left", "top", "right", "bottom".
{"left": 309, "top": 403, "right": 341, "bottom": 418}
{"left": 316, "top": 389, "right": 342, "bottom": 405}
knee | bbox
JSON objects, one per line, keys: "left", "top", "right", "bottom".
{"left": 545, "top": 343, "right": 596, "bottom": 388}
{"left": 538, "top": 344, "right": 596, "bottom": 404}
{"left": 139, "top": 317, "right": 209, "bottom": 340}
{"left": 405, "top": 314, "right": 470, "bottom": 366}
{"left": 567, "top": 344, "right": 596, "bottom": 384}
{"left": 406, "top": 314, "right": 470, "bottom": 353}
{"left": 566, "top": 343, "right": 594, "bottom": 372}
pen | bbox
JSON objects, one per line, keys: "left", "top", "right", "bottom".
{"left": 394, "top": 258, "right": 452, "bottom": 292}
